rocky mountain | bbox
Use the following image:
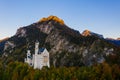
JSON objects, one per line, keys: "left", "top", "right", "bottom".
{"left": 0, "top": 37, "right": 9, "bottom": 43}
{"left": 82, "top": 30, "right": 120, "bottom": 47}
{"left": 0, "top": 15, "right": 120, "bottom": 67}
{"left": 117, "top": 38, "right": 120, "bottom": 40}
{"left": 0, "top": 37, "right": 9, "bottom": 55}
{"left": 82, "top": 30, "right": 103, "bottom": 38}
{"left": 105, "top": 38, "right": 120, "bottom": 47}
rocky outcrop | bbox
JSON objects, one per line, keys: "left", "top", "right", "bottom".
{"left": 82, "top": 30, "right": 103, "bottom": 38}
{"left": 15, "top": 27, "right": 27, "bottom": 37}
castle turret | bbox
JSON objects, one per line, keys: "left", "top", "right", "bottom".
{"left": 35, "top": 41, "right": 39, "bottom": 55}
{"left": 25, "top": 50, "right": 33, "bottom": 66}
{"left": 34, "top": 41, "right": 39, "bottom": 69}
{"left": 27, "top": 50, "right": 31, "bottom": 57}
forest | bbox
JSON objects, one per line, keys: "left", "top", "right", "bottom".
{"left": 0, "top": 61, "right": 120, "bottom": 80}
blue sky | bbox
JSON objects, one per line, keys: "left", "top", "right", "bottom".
{"left": 0, "top": 0, "right": 120, "bottom": 39}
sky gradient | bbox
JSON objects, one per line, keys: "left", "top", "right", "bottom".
{"left": 0, "top": 0, "right": 120, "bottom": 39}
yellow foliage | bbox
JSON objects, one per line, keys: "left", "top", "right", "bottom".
{"left": 39, "top": 15, "right": 64, "bottom": 25}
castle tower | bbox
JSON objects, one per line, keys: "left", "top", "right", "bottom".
{"left": 34, "top": 41, "right": 39, "bottom": 69}
{"left": 35, "top": 41, "right": 39, "bottom": 55}
{"left": 27, "top": 50, "right": 31, "bottom": 57}
{"left": 25, "top": 50, "right": 33, "bottom": 66}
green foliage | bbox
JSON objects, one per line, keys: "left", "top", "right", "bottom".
{"left": 0, "top": 61, "right": 120, "bottom": 80}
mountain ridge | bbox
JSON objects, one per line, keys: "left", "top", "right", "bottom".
{"left": 0, "top": 15, "right": 120, "bottom": 66}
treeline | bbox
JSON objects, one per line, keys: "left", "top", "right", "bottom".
{"left": 0, "top": 61, "right": 120, "bottom": 80}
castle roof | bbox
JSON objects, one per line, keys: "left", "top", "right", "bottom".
{"left": 28, "top": 55, "right": 32, "bottom": 59}
{"left": 39, "top": 48, "right": 45, "bottom": 53}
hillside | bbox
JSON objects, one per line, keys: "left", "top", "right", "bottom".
{"left": 0, "top": 37, "right": 9, "bottom": 55}
{"left": 0, "top": 15, "right": 120, "bottom": 67}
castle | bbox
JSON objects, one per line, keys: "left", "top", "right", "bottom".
{"left": 24, "top": 41, "right": 50, "bottom": 69}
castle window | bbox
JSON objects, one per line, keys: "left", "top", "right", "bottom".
{"left": 30, "top": 63, "right": 32, "bottom": 66}
{"left": 43, "top": 56, "right": 48, "bottom": 63}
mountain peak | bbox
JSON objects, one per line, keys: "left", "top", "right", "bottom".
{"left": 0, "top": 37, "right": 9, "bottom": 43}
{"left": 38, "top": 15, "right": 64, "bottom": 25}
{"left": 117, "top": 38, "right": 120, "bottom": 40}
{"left": 82, "top": 30, "right": 91, "bottom": 36}
{"left": 82, "top": 30, "right": 103, "bottom": 38}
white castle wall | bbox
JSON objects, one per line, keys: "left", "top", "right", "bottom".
{"left": 25, "top": 41, "right": 50, "bottom": 69}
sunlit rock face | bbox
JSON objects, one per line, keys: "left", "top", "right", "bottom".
{"left": 82, "top": 30, "right": 91, "bottom": 36}
{"left": 82, "top": 30, "right": 103, "bottom": 38}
